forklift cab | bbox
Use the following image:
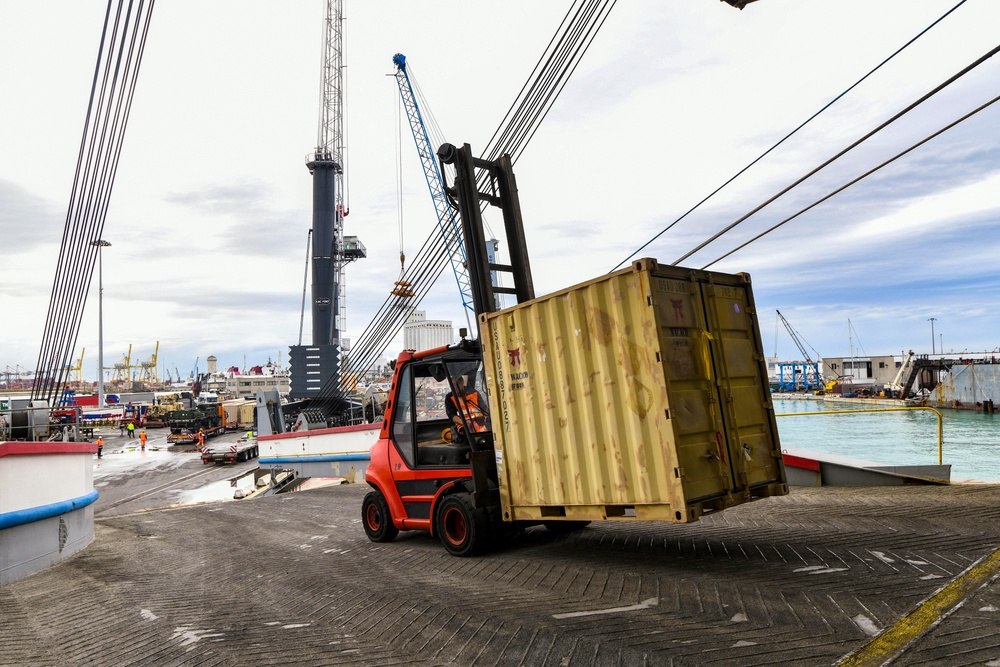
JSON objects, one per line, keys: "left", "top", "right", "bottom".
{"left": 363, "top": 342, "right": 500, "bottom": 549}
{"left": 391, "top": 354, "right": 491, "bottom": 467}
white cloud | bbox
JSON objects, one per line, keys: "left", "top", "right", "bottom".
{"left": 2, "top": 0, "right": 1000, "bottom": 379}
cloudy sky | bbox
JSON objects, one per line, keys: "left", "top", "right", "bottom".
{"left": 2, "top": 0, "right": 999, "bottom": 384}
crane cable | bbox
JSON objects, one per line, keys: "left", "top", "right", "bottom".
{"left": 614, "top": 0, "right": 971, "bottom": 272}
{"left": 701, "top": 89, "right": 1000, "bottom": 269}
{"left": 317, "top": 0, "right": 616, "bottom": 406}
{"left": 32, "top": 0, "right": 155, "bottom": 405}
{"left": 683, "top": 41, "right": 1000, "bottom": 267}
{"left": 392, "top": 89, "right": 414, "bottom": 296}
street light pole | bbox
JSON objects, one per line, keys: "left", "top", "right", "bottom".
{"left": 928, "top": 317, "right": 937, "bottom": 355}
{"left": 91, "top": 239, "right": 111, "bottom": 408}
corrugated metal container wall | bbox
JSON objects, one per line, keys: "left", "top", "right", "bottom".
{"left": 239, "top": 402, "right": 256, "bottom": 429}
{"left": 222, "top": 399, "right": 254, "bottom": 429}
{"left": 480, "top": 258, "right": 786, "bottom": 524}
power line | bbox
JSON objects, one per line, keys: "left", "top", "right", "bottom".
{"left": 315, "top": 0, "right": 617, "bottom": 405}
{"left": 701, "top": 91, "right": 1000, "bottom": 269}
{"left": 613, "top": 0, "right": 971, "bottom": 272}
{"left": 677, "top": 41, "right": 1000, "bottom": 267}
{"left": 32, "top": 0, "right": 156, "bottom": 405}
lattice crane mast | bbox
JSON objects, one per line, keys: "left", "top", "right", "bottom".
{"left": 392, "top": 53, "right": 474, "bottom": 332}
{"left": 307, "top": 0, "right": 350, "bottom": 348}
{"left": 292, "top": 0, "right": 366, "bottom": 402}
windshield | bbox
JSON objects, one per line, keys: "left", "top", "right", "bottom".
{"left": 445, "top": 361, "right": 488, "bottom": 402}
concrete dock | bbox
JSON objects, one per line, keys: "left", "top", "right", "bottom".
{"left": 2, "top": 432, "right": 999, "bottom": 666}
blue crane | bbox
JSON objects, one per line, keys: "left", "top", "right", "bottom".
{"left": 392, "top": 53, "right": 476, "bottom": 330}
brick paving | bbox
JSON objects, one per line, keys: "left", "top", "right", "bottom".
{"left": 2, "top": 456, "right": 999, "bottom": 666}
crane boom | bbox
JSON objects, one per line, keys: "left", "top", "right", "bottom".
{"left": 776, "top": 310, "right": 813, "bottom": 363}
{"left": 392, "top": 53, "right": 474, "bottom": 331}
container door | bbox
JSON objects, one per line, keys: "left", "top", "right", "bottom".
{"left": 650, "top": 274, "right": 736, "bottom": 502}
{"left": 701, "top": 278, "right": 784, "bottom": 490}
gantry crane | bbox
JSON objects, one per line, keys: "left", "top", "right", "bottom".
{"left": 137, "top": 341, "right": 159, "bottom": 385}
{"left": 68, "top": 348, "right": 85, "bottom": 385}
{"left": 109, "top": 344, "right": 133, "bottom": 384}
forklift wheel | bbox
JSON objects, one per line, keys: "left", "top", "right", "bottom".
{"left": 362, "top": 491, "right": 399, "bottom": 543}
{"left": 436, "top": 493, "right": 488, "bottom": 557}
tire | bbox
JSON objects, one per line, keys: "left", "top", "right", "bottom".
{"left": 362, "top": 490, "right": 398, "bottom": 543}
{"left": 542, "top": 520, "right": 591, "bottom": 534}
{"left": 435, "top": 493, "right": 490, "bottom": 557}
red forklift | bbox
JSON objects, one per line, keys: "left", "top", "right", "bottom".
{"left": 362, "top": 143, "right": 556, "bottom": 556}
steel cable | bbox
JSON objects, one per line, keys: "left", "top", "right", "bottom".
{"left": 315, "top": 0, "right": 615, "bottom": 404}
{"left": 32, "top": 0, "right": 155, "bottom": 405}
{"left": 701, "top": 92, "right": 1000, "bottom": 270}
{"left": 674, "top": 41, "right": 1000, "bottom": 267}
{"left": 613, "top": 0, "right": 972, "bottom": 271}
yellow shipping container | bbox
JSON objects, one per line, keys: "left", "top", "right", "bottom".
{"left": 480, "top": 258, "right": 787, "bottom": 524}
{"left": 222, "top": 399, "right": 255, "bottom": 430}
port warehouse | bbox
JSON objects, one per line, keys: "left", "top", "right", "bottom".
{"left": 770, "top": 352, "right": 1000, "bottom": 405}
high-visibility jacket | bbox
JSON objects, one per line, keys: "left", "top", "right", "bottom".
{"left": 448, "top": 391, "right": 488, "bottom": 432}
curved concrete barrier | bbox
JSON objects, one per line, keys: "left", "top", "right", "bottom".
{"left": 0, "top": 441, "right": 97, "bottom": 585}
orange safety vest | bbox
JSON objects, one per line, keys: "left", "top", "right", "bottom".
{"left": 448, "top": 391, "right": 488, "bottom": 432}
{"left": 139, "top": 431, "right": 147, "bottom": 444}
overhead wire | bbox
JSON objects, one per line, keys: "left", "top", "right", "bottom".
{"left": 32, "top": 0, "right": 155, "bottom": 405}
{"left": 315, "top": 0, "right": 617, "bottom": 406}
{"left": 32, "top": 1, "right": 118, "bottom": 403}
{"left": 701, "top": 91, "right": 1000, "bottom": 270}
{"left": 614, "top": 0, "right": 972, "bottom": 271}
{"left": 678, "top": 41, "right": 1000, "bottom": 267}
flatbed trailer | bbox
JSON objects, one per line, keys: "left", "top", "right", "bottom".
{"left": 201, "top": 438, "right": 259, "bottom": 464}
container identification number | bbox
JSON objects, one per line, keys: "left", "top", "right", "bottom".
{"left": 655, "top": 278, "right": 688, "bottom": 294}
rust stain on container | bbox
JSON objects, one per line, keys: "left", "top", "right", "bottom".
{"left": 481, "top": 258, "right": 787, "bottom": 524}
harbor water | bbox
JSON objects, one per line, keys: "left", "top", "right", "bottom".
{"left": 773, "top": 398, "right": 1000, "bottom": 483}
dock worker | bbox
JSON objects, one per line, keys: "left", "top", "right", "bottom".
{"left": 126, "top": 421, "right": 135, "bottom": 439}
{"left": 96, "top": 435, "right": 104, "bottom": 459}
{"left": 139, "top": 429, "right": 147, "bottom": 451}
{"left": 445, "top": 371, "right": 489, "bottom": 437}
{"left": 197, "top": 429, "right": 206, "bottom": 449}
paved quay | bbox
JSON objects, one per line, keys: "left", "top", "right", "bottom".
{"left": 2, "top": 441, "right": 1000, "bottom": 666}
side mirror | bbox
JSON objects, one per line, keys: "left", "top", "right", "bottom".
{"left": 429, "top": 363, "right": 447, "bottom": 383}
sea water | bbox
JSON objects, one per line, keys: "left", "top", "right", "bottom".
{"left": 772, "top": 398, "right": 1000, "bottom": 483}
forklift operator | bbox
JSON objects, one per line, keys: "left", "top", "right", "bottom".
{"left": 445, "top": 373, "right": 489, "bottom": 435}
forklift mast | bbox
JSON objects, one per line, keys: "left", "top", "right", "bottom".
{"left": 437, "top": 143, "right": 535, "bottom": 328}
